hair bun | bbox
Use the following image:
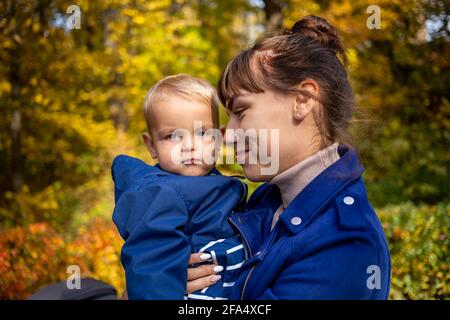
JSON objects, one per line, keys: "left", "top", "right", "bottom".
{"left": 284, "top": 15, "right": 348, "bottom": 65}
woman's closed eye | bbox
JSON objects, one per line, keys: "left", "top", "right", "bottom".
{"left": 234, "top": 107, "right": 246, "bottom": 119}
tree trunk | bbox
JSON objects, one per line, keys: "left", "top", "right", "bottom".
{"left": 10, "top": 51, "right": 22, "bottom": 192}
{"left": 263, "top": 0, "right": 285, "bottom": 34}
{"left": 103, "top": 9, "right": 128, "bottom": 132}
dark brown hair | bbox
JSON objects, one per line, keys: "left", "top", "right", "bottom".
{"left": 218, "top": 15, "right": 355, "bottom": 146}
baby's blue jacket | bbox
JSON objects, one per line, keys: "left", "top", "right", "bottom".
{"left": 112, "top": 155, "right": 246, "bottom": 300}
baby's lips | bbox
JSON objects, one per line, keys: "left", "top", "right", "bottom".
{"left": 182, "top": 158, "right": 203, "bottom": 165}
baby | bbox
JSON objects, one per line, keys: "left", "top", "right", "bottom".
{"left": 112, "top": 74, "right": 247, "bottom": 300}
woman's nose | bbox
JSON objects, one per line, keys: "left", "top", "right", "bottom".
{"left": 224, "top": 118, "right": 239, "bottom": 145}
{"left": 227, "top": 116, "right": 238, "bottom": 130}
{"left": 223, "top": 129, "right": 238, "bottom": 145}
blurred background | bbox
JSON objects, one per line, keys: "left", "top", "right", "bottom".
{"left": 0, "top": 0, "right": 448, "bottom": 299}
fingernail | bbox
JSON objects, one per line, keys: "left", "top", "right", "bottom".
{"left": 211, "top": 275, "right": 221, "bottom": 282}
{"left": 213, "top": 266, "right": 224, "bottom": 273}
{"left": 199, "top": 253, "right": 211, "bottom": 261}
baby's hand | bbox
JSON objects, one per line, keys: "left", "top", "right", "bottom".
{"left": 186, "top": 253, "right": 224, "bottom": 293}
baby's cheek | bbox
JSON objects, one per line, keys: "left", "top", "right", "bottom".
{"left": 159, "top": 142, "right": 183, "bottom": 165}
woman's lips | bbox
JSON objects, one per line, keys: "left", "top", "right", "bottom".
{"left": 236, "top": 149, "right": 249, "bottom": 160}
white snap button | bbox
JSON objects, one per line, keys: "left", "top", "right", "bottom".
{"left": 291, "top": 217, "right": 302, "bottom": 225}
{"left": 343, "top": 196, "right": 355, "bottom": 205}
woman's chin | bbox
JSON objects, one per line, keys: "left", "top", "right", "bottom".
{"left": 242, "top": 164, "right": 274, "bottom": 182}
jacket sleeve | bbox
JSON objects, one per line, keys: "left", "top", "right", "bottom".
{"left": 252, "top": 235, "right": 385, "bottom": 300}
{"left": 114, "top": 184, "right": 191, "bottom": 300}
{"left": 111, "top": 155, "right": 157, "bottom": 203}
{"left": 112, "top": 156, "right": 191, "bottom": 300}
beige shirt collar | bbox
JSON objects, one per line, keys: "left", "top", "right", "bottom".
{"left": 269, "top": 142, "right": 340, "bottom": 209}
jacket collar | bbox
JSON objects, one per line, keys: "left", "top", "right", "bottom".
{"left": 269, "top": 142, "right": 340, "bottom": 208}
{"left": 278, "top": 144, "right": 364, "bottom": 234}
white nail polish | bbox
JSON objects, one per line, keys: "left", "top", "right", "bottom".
{"left": 213, "top": 266, "right": 224, "bottom": 273}
{"left": 199, "top": 253, "right": 211, "bottom": 261}
{"left": 211, "top": 275, "right": 221, "bottom": 282}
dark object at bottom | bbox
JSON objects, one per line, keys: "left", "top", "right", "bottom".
{"left": 27, "top": 277, "right": 117, "bottom": 300}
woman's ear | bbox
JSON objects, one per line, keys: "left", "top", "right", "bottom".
{"left": 293, "top": 79, "right": 320, "bottom": 121}
{"left": 142, "top": 132, "right": 158, "bottom": 159}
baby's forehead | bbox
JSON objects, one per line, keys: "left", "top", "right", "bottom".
{"left": 148, "top": 92, "right": 215, "bottom": 129}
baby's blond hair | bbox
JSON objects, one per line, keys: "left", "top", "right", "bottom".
{"left": 144, "top": 74, "right": 220, "bottom": 130}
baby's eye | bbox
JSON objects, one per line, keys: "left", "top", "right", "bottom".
{"left": 168, "top": 133, "right": 182, "bottom": 142}
{"left": 195, "top": 130, "right": 211, "bottom": 137}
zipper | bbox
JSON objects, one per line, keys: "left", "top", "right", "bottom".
{"left": 228, "top": 217, "right": 251, "bottom": 260}
{"left": 236, "top": 178, "right": 248, "bottom": 210}
{"left": 239, "top": 222, "right": 281, "bottom": 299}
{"left": 240, "top": 266, "right": 256, "bottom": 300}
{"left": 229, "top": 178, "right": 249, "bottom": 258}
{"left": 228, "top": 216, "right": 254, "bottom": 300}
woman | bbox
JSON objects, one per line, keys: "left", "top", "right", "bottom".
{"left": 186, "top": 15, "right": 391, "bottom": 299}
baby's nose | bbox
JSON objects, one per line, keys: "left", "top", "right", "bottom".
{"left": 181, "top": 135, "right": 197, "bottom": 152}
{"left": 181, "top": 142, "right": 195, "bottom": 152}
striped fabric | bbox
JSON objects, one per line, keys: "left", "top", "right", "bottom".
{"left": 186, "top": 236, "right": 245, "bottom": 300}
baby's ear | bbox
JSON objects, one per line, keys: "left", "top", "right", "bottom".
{"left": 142, "top": 132, "right": 158, "bottom": 159}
